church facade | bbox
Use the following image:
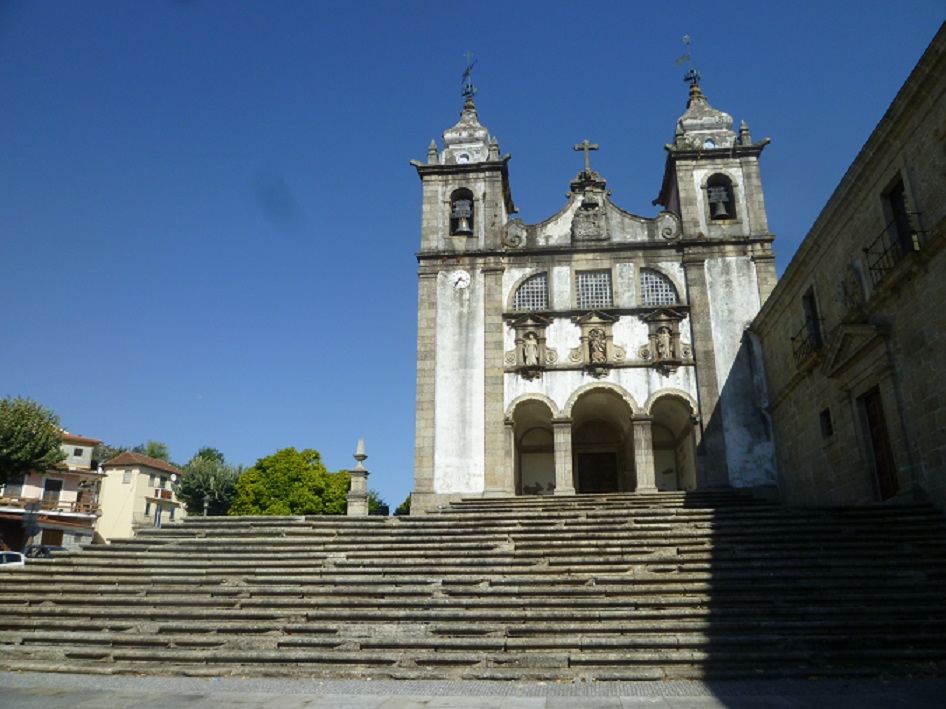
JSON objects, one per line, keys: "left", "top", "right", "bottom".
{"left": 410, "top": 83, "right": 779, "bottom": 513}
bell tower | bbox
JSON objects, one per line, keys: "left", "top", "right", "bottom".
{"left": 654, "top": 75, "right": 778, "bottom": 489}
{"left": 410, "top": 92, "right": 516, "bottom": 514}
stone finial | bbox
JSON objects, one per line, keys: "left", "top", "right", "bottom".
{"left": 427, "top": 140, "right": 438, "bottom": 164}
{"left": 353, "top": 438, "right": 367, "bottom": 470}
{"left": 347, "top": 438, "right": 369, "bottom": 517}
{"left": 739, "top": 120, "right": 751, "bottom": 145}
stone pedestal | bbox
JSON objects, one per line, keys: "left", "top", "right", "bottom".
{"left": 632, "top": 415, "right": 658, "bottom": 493}
{"left": 552, "top": 419, "right": 576, "bottom": 495}
{"left": 347, "top": 439, "right": 370, "bottom": 517}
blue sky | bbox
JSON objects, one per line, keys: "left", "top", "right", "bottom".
{"left": 1, "top": 1, "right": 943, "bottom": 510}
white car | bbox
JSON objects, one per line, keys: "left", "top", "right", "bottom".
{"left": 0, "top": 551, "right": 25, "bottom": 567}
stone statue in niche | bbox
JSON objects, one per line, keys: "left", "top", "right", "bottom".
{"left": 589, "top": 328, "right": 607, "bottom": 363}
{"left": 656, "top": 326, "right": 673, "bottom": 360}
{"left": 522, "top": 332, "right": 540, "bottom": 367}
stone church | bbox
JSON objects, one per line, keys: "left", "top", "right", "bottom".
{"left": 410, "top": 80, "right": 779, "bottom": 513}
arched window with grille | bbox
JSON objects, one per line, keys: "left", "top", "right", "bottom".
{"left": 512, "top": 273, "right": 549, "bottom": 311}
{"left": 640, "top": 268, "right": 679, "bottom": 306}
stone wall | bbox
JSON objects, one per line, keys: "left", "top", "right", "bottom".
{"left": 753, "top": 26, "right": 946, "bottom": 509}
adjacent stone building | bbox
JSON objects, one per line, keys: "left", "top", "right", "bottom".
{"left": 410, "top": 80, "right": 779, "bottom": 513}
{"left": 752, "top": 25, "right": 946, "bottom": 510}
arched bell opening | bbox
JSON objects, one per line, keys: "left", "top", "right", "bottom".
{"left": 511, "top": 399, "right": 555, "bottom": 496}
{"left": 650, "top": 395, "right": 698, "bottom": 491}
{"left": 570, "top": 389, "right": 634, "bottom": 494}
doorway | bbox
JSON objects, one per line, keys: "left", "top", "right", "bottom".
{"left": 860, "top": 386, "right": 898, "bottom": 500}
{"left": 576, "top": 452, "right": 618, "bottom": 493}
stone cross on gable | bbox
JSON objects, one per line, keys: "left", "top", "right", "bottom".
{"left": 574, "top": 139, "right": 599, "bottom": 173}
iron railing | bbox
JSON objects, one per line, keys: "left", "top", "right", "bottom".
{"left": 791, "top": 318, "right": 824, "bottom": 367}
{"left": 864, "top": 212, "right": 924, "bottom": 286}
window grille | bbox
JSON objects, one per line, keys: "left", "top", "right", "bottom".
{"left": 513, "top": 273, "right": 549, "bottom": 311}
{"left": 576, "top": 270, "right": 613, "bottom": 309}
{"left": 640, "top": 269, "right": 679, "bottom": 306}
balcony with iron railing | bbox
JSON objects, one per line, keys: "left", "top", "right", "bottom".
{"left": 791, "top": 317, "right": 824, "bottom": 368}
{"left": 864, "top": 212, "right": 925, "bottom": 286}
{"left": 0, "top": 495, "right": 99, "bottom": 516}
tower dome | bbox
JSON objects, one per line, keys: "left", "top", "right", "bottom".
{"left": 440, "top": 97, "right": 494, "bottom": 164}
{"left": 672, "top": 83, "right": 736, "bottom": 150}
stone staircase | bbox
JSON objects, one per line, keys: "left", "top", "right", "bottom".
{"left": 1, "top": 491, "right": 945, "bottom": 680}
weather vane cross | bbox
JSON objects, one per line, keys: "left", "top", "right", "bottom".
{"left": 574, "top": 139, "right": 599, "bottom": 173}
{"left": 461, "top": 51, "right": 478, "bottom": 99}
{"left": 675, "top": 34, "right": 701, "bottom": 86}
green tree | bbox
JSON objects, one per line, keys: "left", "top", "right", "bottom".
{"left": 368, "top": 489, "right": 387, "bottom": 515}
{"left": 193, "top": 447, "right": 225, "bottom": 464}
{"left": 91, "top": 442, "right": 125, "bottom": 468}
{"left": 135, "top": 440, "right": 172, "bottom": 463}
{"left": 229, "top": 447, "right": 350, "bottom": 516}
{"left": 176, "top": 450, "right": 241, "bottom": 516}
{"left": 394, "top": 494, "right": 411, "bottom": 516}
{"left": 0, "top": 397, "right": 67, "bottom": 485}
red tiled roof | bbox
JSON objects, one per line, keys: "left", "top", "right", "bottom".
{"left": 61, "top": 431, "right": 102, "bottom": 445}
{"left": 102, "top": 451, "right": 182, "bottom": 475}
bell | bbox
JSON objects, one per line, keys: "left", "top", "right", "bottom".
{"left": 455, "top": 217, "right": 473, "bottom": 235}
{"left": 711, "top": 200, "right": 730, "bottom": 219}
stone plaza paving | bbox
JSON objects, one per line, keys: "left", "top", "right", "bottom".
{"left": 3, "top": 672, "right": 946, "bottom": 708}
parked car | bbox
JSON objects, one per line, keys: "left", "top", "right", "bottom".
{"left": 23, "top": 545, "right": 68, "bottom": 559}
{"left": 0, "top": 552, "right": 25, "bottom": 567}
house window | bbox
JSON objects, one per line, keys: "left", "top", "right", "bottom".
{"left": 43, "top": 479, "right": 63, "bottom": 504}
{"left": 819, "top": 409, "right": 834, "bottom": 439}
{"left": 576, "top": 270, "right": 613, "bottom": 309}
{"left": 449, "top": 188, "right": 475, "bottom": 236}
{"left": 123, "top": 470, "right": 132, "bottom": 484}
{"left": 3, "top": 477, "right": 24, "bottom": 498}
{"left": 640, "top": 269, "right": 679, "bottom": 306}
{"left": 170, "top": 506, "right": 176, "bottom": 521}
{"left": 159, "top": 476, "right": 168, "bottom": 490}
{"left": 706, "top": 174, "right": 736, "bottom": 220}
{"left": 144, "top": 501, "right": 151, "bottom": 516}
{"left": 73, "top": 448, "right": 83, "bottom": 457}
{"left": 512, "top": 273, "right": 549, "bottom": 311}
{"left": 148, "top": 473, "right": 155, "bottom": 487}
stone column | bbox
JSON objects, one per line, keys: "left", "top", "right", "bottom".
{"left": 411, "top": 269, "right": 438, "bottom": 513}
{"left": 347, "top": 439, "right": 369, "bottom": 517}
{"left": 482, "top": 261, "right": 509, "bottom": 496}
{"left": 500, "top": 419, "right": 517, "bottom": 496}
{"left": 552, "top": 418, "right": 576, "bottom": 495}
{"left": 632, "top": 415, "right": 658, "bottom": 494}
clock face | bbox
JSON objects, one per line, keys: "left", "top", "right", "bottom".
{"left": 452, "top": 270, "right": 471, "bottom": 290}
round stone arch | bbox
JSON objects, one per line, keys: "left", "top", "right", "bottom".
{"left": 505, "top": 393, "right": 562, "bottom": 421}
{"left": 643, "top": 388, "right": 698, "bottom": 416}
{"left": 645, "top": 389, "right": 699, "bottom": 492}
{"left": 506, "top": 394, "right": 559, "bottom": 496}
{"left": 563, "top": 382, "right": 641, "bottom": 419}
{"left": 564, "top": 383, "right": 642, "bottom": 494}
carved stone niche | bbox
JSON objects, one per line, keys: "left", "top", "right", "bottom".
{"left": 638, "top": 309, "right": 691, "bottom": 376}
{"left": 505, "top": 314, "right": 556, "bottom": 380}
{"left": 569, "top": 311, "right": 625, "bottom": 378}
